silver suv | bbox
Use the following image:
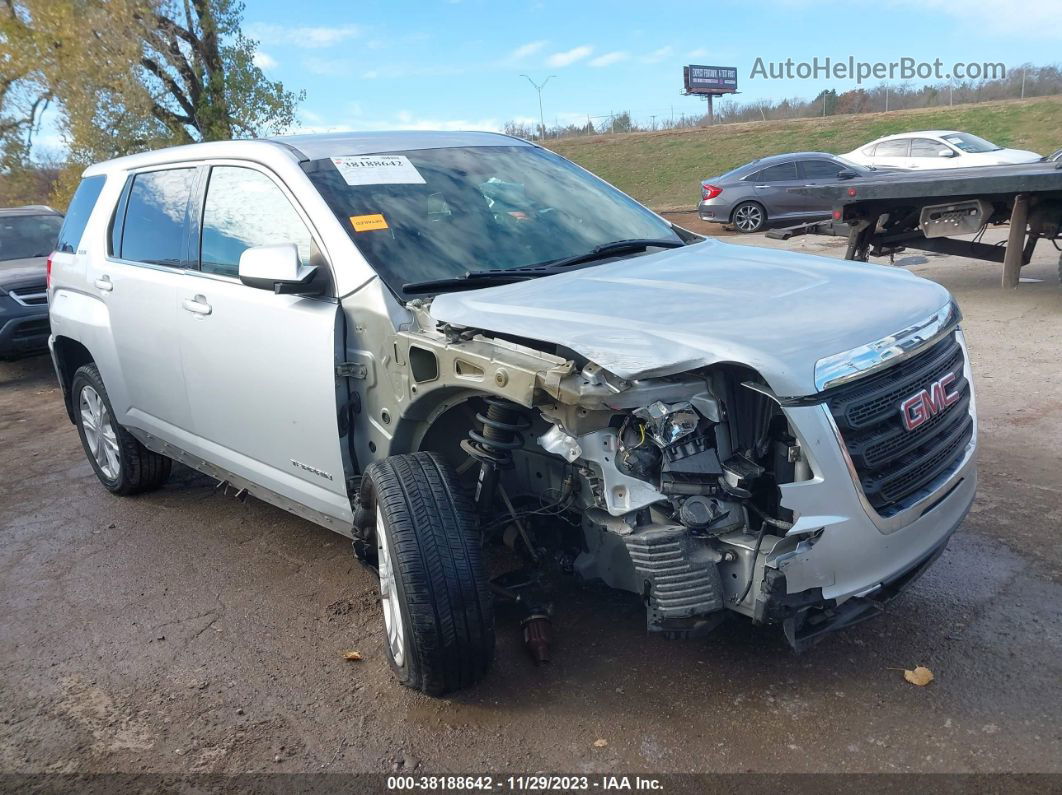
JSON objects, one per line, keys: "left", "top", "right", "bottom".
{"left": 48, "top": 132, "right": 977, "bottom": 694}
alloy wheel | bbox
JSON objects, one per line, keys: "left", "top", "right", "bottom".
{"left": 734, "top": 204, "right": 764, "bottom": 232}
{"left": 376, "top": 506, "right": 406, "bottom": 667}
{"left": 79, "top": 385, "right": 120, "bottom": 480}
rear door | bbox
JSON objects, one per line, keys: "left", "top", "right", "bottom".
{"left": 747, "top": 161, "right": 803, "bottom": 217}
{"left": 175, "top": 162, "right": 353, "bottom": 525}
{"left": 871, "top": 138, "right": 913, "bottom": 170}
{"left": 99, "top": 166, "right": 199, "bottom": 443}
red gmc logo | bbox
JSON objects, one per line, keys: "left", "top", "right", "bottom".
{"left": 900, "top": 373, "right": 961, "bottom": 431}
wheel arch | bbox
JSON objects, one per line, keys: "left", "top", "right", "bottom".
{"left": 731, "top": 199, "right": 767, "bottom": 226}
{"left": 52, "top": 335, "right": 95, "bottom": 424}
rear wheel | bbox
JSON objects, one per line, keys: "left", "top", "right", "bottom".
{"left": 732, "top": 201, "right": 766, "bottom": 233}
{"left": 358, "top": 452, "right": 494, "bottom": 695}
{"left": 71, "top": 364, "right": 171, "bottom": 495}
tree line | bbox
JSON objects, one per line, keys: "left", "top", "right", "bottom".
{"left": 506, "top": 63, "right": 1062, "bottom": 140}
{"left": 0, "top": 0, "right": 301, "bottom": 207}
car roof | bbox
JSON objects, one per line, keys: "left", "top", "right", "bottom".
{"left": 722, "top": 151, "right": 838, "bottom": 176}
{"left": 0, "top": 205, "right": 61, "bottom": 217}
{"left": 83, "top": 131, "right": 532, "bottom": 176}
{"left": 872, "top": 130, "right": 960, "bottom": 143}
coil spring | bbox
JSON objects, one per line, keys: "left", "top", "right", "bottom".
{"left": 460, "top": 396, "right": 531, "bottom": 469}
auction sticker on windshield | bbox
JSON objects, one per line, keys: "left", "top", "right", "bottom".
{"left": 350, "top": 213, "right": 389, "bottom": 232}
{"left": 332, "top": 155, "right": 426, "bottom": 185}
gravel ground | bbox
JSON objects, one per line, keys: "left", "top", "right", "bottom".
{"left": 1, "top": 226, "right": 1060, "bottom": 777}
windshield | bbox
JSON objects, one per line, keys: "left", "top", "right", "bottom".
{"left": 941, "top": 133, "right": 1002, "bottom": 153}
{"left": 302, "top": 145, "right": 682, "bottom": 296}
{"left": 0, "top": 214, "right": 63, "bottom": 261}
{"left": 835, "top": 156, "right": 873, "bottom": 174}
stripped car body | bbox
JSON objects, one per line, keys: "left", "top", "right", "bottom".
{"left": 48, "top": 132, "right": 976, "bottom": 690}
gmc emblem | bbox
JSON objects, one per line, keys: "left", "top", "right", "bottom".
{"left": 900, "top": 372, "right": 960, "bottom": 431}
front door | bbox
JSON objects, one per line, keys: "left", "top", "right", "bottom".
{"left": 176, "top": 164, "right": 352, "bottom": 525}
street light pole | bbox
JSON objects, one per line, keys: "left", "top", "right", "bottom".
{"left": 521, "top": 74, "right": 556, "bottom": 140}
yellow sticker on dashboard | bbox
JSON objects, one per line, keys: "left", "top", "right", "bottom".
{"left": 350, "top": 213, "right": 389, "bottom": 232}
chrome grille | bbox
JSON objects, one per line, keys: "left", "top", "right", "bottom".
{"left": 825, "top": 333, "right": 972, "bottom": 514}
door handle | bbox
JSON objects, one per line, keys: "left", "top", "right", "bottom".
{"left": 182, "top": 295, "right": 212, "bottom": 316}
{"left": 754, "top": 185, "right": 769, "bottom": 189}
{"left": 94, "top": 275, "right": 113, "bottom": 292}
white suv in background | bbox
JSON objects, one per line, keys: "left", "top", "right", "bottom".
{"left": 844, "top": 130, "right": 1042, "bottom": 171}
{"left": 47, "top": 132, "right": 977, "bottom": 694}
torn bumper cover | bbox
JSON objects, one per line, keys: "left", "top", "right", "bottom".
{"left": 767, "top": 504, "right": 967, "bottom": 652}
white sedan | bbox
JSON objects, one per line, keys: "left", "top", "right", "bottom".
{"left": 843, "top": 130, "right": 1042, "bottom": 171}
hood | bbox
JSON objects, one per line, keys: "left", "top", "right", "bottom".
{"left": 994, "top": 148, "right": 1042, "bottom": 164}
{"left": 429, "top": 239, "right": 953, "bottom": 398}
{"left": 0, "top": 256, "right": 47, "bottom": 285}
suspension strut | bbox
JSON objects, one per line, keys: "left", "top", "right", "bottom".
{"left": 460, "top": 396, "right": 531, "bottom": 519}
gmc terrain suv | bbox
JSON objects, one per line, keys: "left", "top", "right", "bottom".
{"left": 49, "top": 132, "right": 976, "bottom": 694}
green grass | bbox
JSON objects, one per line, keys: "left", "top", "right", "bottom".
{"left": 549, "top": 96, "right": 1062, "bottom": 211}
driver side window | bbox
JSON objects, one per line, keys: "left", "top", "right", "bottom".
{"left": 200, "top": 166, "right": 314, "bottom": 278}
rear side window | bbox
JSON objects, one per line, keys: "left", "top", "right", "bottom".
{"left": 875, "top": 139, "right": 910, "bottom": 157}
{"left": 751, "top": 162, "right": 798, "bottom": 182}
{"left": 120, "top": 168, "right": 197, "bottom": 267}
{"left": 56, "top": 175, "right": 105, "bottom": 254}
{"left": 200, "top": 166, "right": 314, "bottom": 278}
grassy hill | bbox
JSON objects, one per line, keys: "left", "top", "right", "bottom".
{"left": 549, "top": 96, "right": 1062, "bottom": 211}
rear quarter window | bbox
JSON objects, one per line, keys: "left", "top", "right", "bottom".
{"left": 56, "top": 175, "right": 106, "bottom": 254}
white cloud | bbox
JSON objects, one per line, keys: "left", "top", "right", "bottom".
{"left": 883, "top": 0, "right": 1060, "bottom": 37}
{"left": 252, "top": 50, "right": 277, "bottom": 70}
{"left": 247, "top": 23, "right": 362, "bottom": 48}
{"left": 547, "top": 45, "right": 593, "bottom": 67}
{"left": 589, "top": 51, "right": 628, "bottom": 68}
{"left": 509, "top": 40, "right": 547, "bottom": 60}
{"left": 687, "top": 48, "right": 709, "bottom": 58}
{"left": 641, "top": 46, "right": 673, "bottom": 63}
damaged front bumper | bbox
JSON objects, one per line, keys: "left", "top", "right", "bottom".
{"left": 763, "top": 494, "right": 969, "bottom": 651}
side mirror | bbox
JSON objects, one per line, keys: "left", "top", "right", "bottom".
{"left": 938, "top": 149, "right": 958, "bottom": 158}
{"left": 238, "top": 243, "right": 320, "bottom": 295}
{"left": 836, "top": 169, "right": 858, "bottom": 180}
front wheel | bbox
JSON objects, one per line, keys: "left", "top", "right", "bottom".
{"left": 71, "top": 364, "right": 171, "bottom": 495}
{"left": 359, "top": 452, "right": 494, "bottom": 695}
{"left": 732, "top": 201, "right": 766, "bottom": 233}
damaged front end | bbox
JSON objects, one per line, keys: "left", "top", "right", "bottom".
{"left": 535, "top": 361, "right": 811, "bottom": 639}
{"left": 384, "top": 298, "right": 974, "bottom": 655}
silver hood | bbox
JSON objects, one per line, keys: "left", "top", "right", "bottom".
{"left": 429, "top": 239, "right": 953, "bottom": 398}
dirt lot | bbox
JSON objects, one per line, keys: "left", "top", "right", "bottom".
{"left": 1, "top": 227, "right": 1060, "bottom": 778}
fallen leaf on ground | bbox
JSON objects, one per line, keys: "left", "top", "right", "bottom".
{"left": 593, "top": 739, "right": 608, "bottom": 748}
{"left": 903, "top": 666, "right": 934, "bottom": 686}
{"left": 342, "top": 650, "right": 363, "bottom": 661}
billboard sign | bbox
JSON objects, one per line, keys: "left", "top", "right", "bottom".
{"left": 684, "top": 64, "right": 738, "bottom": 95}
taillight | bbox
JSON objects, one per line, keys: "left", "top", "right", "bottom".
{"left": 701, "top": 183, "right": 722, "bottom": 200}
{"left": 46, "top": 254, "right": 53, "bottom": 289}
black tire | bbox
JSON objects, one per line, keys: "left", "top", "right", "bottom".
{"left": 359, "top": 452, "right": 494, "bottom": 695}
{"left": 71, "top": 363, "right": 172, "bottom": 495}
{"left": 731, "top": 201, "right": 766, "bottom": 233}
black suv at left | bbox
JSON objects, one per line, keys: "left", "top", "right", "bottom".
{"left": 0, "top": 205, "right": 62, "bottom": 359}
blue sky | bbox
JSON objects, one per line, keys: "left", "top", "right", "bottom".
{"left": 242, "top": 0, "right": 1060, "bottom": 135}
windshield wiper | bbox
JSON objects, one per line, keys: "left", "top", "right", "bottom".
{"left": 402, "top": 238, "right": 685, "bottom": 295}
{"left": 531, "top": 238, "right": 684, "bottom": 271}
{"left": 403, "top": 268, "right": 562, "bottom": 295}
